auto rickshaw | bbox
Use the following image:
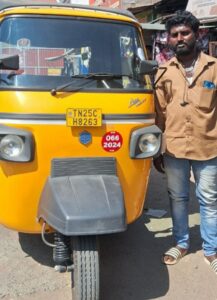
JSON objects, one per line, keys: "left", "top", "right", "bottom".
{"left": 0, "top": 1, "right": 162, "bottom": 299}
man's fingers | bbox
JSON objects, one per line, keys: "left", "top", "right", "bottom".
{"left": 153, "top": 156, "right": 165, "bottom": 173}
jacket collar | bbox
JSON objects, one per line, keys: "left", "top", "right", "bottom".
{"left": 169, "top": 52, "right": 215, "bottom": 65}
{"left": 169, "top": 52, "right": 215, "bottom": 85}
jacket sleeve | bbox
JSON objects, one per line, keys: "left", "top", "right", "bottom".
{"left": 154, "top": 71, "right": 167, "bottom": 133}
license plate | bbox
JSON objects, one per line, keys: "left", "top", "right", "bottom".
{"left": 66, "top": 108, "right": 102, "bottom": 127}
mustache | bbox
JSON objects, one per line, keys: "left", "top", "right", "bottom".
{"left": 175, "top": 42, "right": 187, "bottom": 47}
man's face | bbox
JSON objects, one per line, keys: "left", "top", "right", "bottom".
{"left": 168, "top": 25, "right": 198, "bottom": 56}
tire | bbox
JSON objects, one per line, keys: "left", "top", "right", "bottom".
{"left": 71, "top": 235, "right": 100, "bottom": 300}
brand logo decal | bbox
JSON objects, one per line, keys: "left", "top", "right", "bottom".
{"left": 128, "top": 98, "right": 145, "bottom": 108}
{"left": 79, "top": 131, "right": 92, "bottom": 145}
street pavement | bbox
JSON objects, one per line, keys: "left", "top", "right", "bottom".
{"left": 0, "top": 168, "right": 216, "bottom": 300}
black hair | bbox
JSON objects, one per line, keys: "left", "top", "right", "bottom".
{"left": 165, "top": 10, "right": 200, "bottom": 34}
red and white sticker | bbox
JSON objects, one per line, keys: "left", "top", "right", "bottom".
{"left": 102, "top": 131, "right": 123, "bottom": 152}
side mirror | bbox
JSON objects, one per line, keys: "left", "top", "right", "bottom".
{"left": 138, "top": 60, "right": 158, "bottom": 75}
{"left": 0, "top": 55, "right": 19, "bottom": 70}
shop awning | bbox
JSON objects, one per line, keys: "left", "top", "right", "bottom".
{"left": 186, "top": 0, "right": 217, "bottom": 23}
{"left": 141, "top": 22, "right": 216, "bottom": 31}
{"left": 122, "top": 0, "right": 162, "bottom": 9}
{"left": 141, "top": 23, "right": 165, "bottom": 30}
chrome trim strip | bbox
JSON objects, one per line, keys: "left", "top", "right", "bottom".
{"left": 104, "top": 119, "right": 155, "bottom": 124}
{"left": 0, "top": 119, "right": 155, "bottom": 125}
{"left": 103, "top": 114, "right": 155, "bottom": 120}
{"left": 0, "top": 119, "right": 66, "bottom": 125}
{"left": 0, "top": 113, "right": 155, "bottom": 125}
{"left": 0, "top": 113, "right": 66, "bottom": 120}
{"left": 0, "top": 113, "right": 155, "bottom": 120}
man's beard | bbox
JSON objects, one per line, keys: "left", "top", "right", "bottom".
{"left": 171, "top": 40, "right": 196, "bottom": 56}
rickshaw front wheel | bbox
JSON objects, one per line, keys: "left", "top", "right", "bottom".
{"left": 71, "top": 235, "right": 100, "bottom": 300}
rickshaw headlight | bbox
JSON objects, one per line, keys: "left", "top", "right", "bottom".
{"left": 0, "top": 135, "right": 24, "bottom": 159}
{"left": 130, "top": 125, "right": 162, "bottom": 159}
{"left": 138, "top": 133, "right": 158, "bottom": 153}
{"left": 0, "top": 126, "right": 34, "bottom": 162}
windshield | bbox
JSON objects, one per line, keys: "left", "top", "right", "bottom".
{"left": 0, "top": 16, "right": 151, "bottom": 91}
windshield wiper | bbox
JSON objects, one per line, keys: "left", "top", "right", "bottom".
{"left": 7, "top": 69, "right": 24, "bottom": 79}
{"left": 50, "top": 74, "right": 95, "bottom": 96}
{"left": 50, "top": 73, "right": 131, "bottom": 96}
{"left": 77, "top": 73, "right": 127, "bottom": 89}
{"left": 81, "top": 73, "right": 128, "bottom": 79}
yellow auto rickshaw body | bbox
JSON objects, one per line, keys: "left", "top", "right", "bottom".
{"left": 0, "top": 1, "right": 160, "bottom": 234}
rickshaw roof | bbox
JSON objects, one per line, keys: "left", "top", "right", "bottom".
{"left": 0, "top": 0, "right": 136, "bottom": 21}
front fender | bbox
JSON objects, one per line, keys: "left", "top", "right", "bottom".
{"left": 37, "top": 174, "right": 126, "bottom": 235}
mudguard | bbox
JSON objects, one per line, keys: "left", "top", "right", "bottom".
{"left": 37, "top": 174, "right": 126, "bottom": 235}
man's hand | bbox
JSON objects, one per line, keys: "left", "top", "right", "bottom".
{"left": 153, "top": 154, "right": 165, "bottom": 173}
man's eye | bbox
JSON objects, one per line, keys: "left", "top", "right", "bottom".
{"left": 181, "top": 31, "right": 190, "bottom": 36}
{"left": 170, "top": 31, "right": 191, "bottom": 38}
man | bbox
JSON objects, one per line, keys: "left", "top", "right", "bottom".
{"left": 154, "top": 10, "right": 217, "bottom": 275}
